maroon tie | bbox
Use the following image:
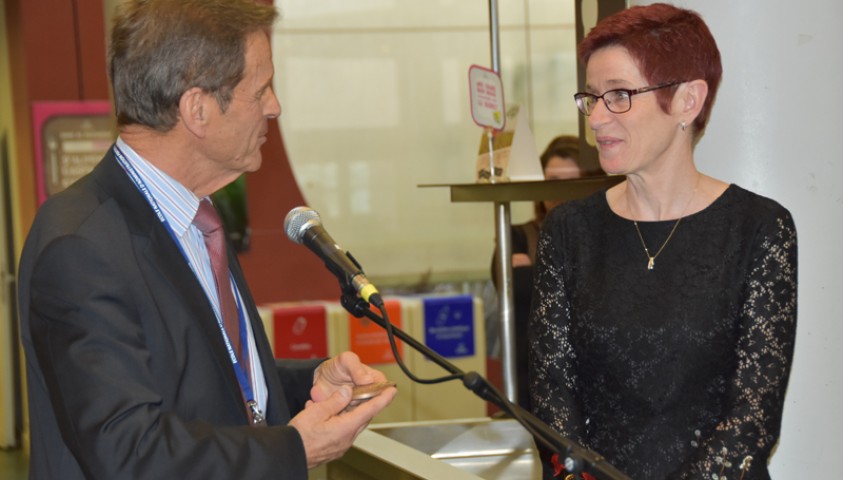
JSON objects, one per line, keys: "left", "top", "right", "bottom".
{"left": 193, "top": 199, "right": 242, "bottom": 361}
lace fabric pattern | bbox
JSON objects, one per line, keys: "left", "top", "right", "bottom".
{"left": 528, "top": 185, "right": 797, "bottom": 480}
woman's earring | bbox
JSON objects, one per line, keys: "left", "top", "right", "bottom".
{"left": 680, "top": 120, "right": 687, "bottom": 132}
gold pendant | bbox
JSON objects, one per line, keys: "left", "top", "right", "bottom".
{"left": 647, "top": 257, "right": 655, "bottom": 270}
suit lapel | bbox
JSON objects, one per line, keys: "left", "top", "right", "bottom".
{"left": 91, "top": 150, "right": 250, "bottom": 421}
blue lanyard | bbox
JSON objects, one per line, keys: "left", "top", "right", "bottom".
{"left": 113, "top": 146, "right": 264, "bottom": 424}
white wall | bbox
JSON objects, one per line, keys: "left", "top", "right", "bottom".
{"left": 633, "top": 1, "right": 843, "bottom": 477}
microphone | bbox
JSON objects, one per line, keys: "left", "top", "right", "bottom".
{"left": 284, "top": 206, "right": 381, "bottom": 305}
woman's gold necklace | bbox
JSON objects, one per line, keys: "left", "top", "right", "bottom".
{"left": 631, "top": 175, "right": 700, "bottom": 271}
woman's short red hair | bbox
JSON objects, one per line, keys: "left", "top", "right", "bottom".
{"left": 578, "top": 3, "right": 722, "bottom": 136}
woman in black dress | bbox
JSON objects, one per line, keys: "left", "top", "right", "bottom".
{"left": 528, "top": 4, "right": 797, "bottom": 479}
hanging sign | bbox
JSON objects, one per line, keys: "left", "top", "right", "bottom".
{"left": 468, "top": 65, "right": 506, "bottom": 131}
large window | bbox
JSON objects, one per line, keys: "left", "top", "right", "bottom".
{"left": 273, "top": 0, "right": 579, "bottom": 286}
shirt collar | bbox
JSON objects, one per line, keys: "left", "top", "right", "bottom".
{"left": 115, "top": 137, "right": 203, "bottom": 237}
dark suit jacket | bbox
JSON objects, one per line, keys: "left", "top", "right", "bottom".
{"left": 18, "top": 147, "right": 321, "bottom": 479}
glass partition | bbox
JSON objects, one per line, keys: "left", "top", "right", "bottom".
{"left": 275, "top": 0, "right": 580, "bottom": 286}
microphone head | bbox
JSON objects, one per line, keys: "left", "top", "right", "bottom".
{"left": 284, "top": 206, "right": 321, "bottom": 244}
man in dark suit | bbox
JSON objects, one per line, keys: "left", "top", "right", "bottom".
{"left": 17, "top": 1, "right": 395, "bottom": 478}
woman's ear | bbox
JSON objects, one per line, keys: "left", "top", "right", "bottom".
{"left": 679, "top": 79, "right": 709, "bottom": 120}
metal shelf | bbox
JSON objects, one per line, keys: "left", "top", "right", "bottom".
{"left": 420, "top": 176, "right": 623, "bottom": 203}
{"left": 419, "top": 175, "right": 623, "bottom": 404}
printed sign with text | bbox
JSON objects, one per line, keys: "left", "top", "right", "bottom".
{"left": 468, "top": 65, "right": 506, "bottom": 131}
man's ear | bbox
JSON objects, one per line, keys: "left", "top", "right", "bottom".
{"left": 179, "top": 87, "right": 210, "bottom": 138}
{"left": 677, "top": 79, "right": 709, "bottom": 121}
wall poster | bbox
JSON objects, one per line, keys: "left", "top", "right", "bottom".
{"left": 31, "top": 101, "right": 114, "bottom": 205}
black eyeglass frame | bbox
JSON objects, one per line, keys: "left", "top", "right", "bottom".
{"left": 573, "top": 81, "right": 683, "bottom": 116}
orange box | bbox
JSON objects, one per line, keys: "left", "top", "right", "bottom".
{"left": 348, "top": 299, "right": 403, "bottom": 365}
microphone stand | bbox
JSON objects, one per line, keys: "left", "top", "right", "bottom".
{"left": 340, "top": 292, "right": 630, "bottom": 480}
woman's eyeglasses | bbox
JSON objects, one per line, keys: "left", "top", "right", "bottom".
{"left": 573, "top": 81, "right": 683, "bottom": 115}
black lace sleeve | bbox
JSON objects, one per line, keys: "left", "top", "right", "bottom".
{"left": 528, "top": 216, "right": 585, "bottom": 478}
{"left": 674, "top": 212, "right": 797, "bottom": 480}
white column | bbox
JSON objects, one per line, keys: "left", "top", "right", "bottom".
{"left": 632, "top": 1, "right": 843, "bottom": 477}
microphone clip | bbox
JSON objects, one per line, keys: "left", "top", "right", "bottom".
{"left": 336, "top": 250, "right": 365, "bottom": 291}
{"left": 341, "top": 292, "right": 371, "bottom": 318}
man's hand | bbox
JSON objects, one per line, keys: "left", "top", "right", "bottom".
{"left": 309, "top": 351, "right": 386, "bottom": 402}
{"left": 289, "top": 352, "right": 397, "bottom": 468}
